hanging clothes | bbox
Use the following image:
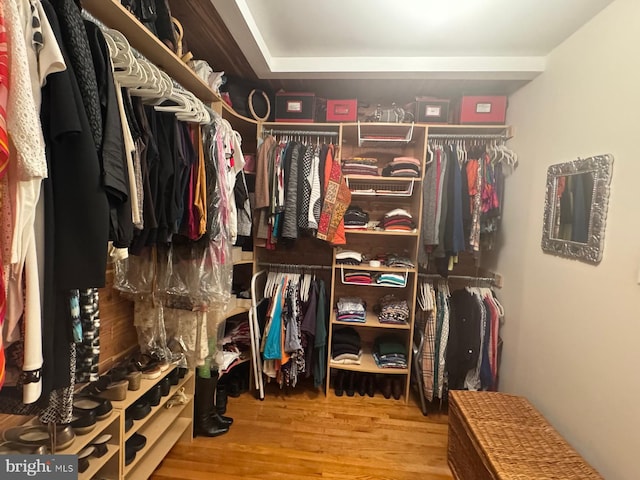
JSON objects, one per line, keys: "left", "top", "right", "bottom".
{"left": 421, "top": 140, "right": 515, "bottom": 272}
{"left": 415, "top": 280, "right": 503, "bottom": 404}
{"left": 259, "top": 272, "right": 328, "bottom": 390}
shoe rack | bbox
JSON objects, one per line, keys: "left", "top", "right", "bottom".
{"left": 113, "top": 366, "right": 194, "bottom": 480}
{"left": 51, "top": 408, "right": 121, "bottom": 480}
{"left": 42, "top": 366, "right": 194, "bottom": 479}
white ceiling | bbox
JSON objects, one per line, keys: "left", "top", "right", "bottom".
{"left": 210, "top": 0, "right": 613, "bottom": 80}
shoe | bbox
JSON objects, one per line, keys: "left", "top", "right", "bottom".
{"left": 91, "top": 434, "right": 112, "bottom": 458}
{"left": 228, "top": 377, "right": 241, "bottom": 398}
{"left": 194, "top": 374, "right": 229, "bottom": 438}
{"left": 125, "top": 445, "right": 136, "bottom": 466}
{"left": 104, "top": 364, "right": 141, "bottom": 391}
{"left": 3, "top": 425, "right": 76, "bottom": 451}
{"left": 211, "top": 412, "right": 233, "bottom": 428}
{"left": 82, "top": 376, "right": 129, "bottom": 401}
{"left": 124, "top": 414, "right": 134, "bottom": 432}
{"left": 130, "top": 354, "right": 163, "bottom": 380}
{"left": 126, "top": 371, "right": 142, "bottom": 391}
{"left": 0, "top": 441, "right": 47, "bottom": 455}
{"left": 334, "top": 370, "right": 344, "bottom": 397}
{"left": 345, "top": 372, "right": 355, "bottom": 397}
{"left": 215, "top": 384, "right": 228, "bottom": 415}
{"left": 391, "top": 378, "right": 403, "bottom": 400}
{"left": 78, "top": 446, "right": 94, "bottom": 473}
{"left": 357, "top": 373, "right": 367, "bottom": 396}
{"left": 379, "top": 376, "right": 392, "bottom": 399}
{"left": 366, "top": 375, "right": 375, "bottom": 398}
{"left": 178, "top": 367, "right": 188, "bottom": 379}
{"left": 143, "top": 384, "right": 162, "bottom": 407}
{"left": 127, "top": 400, "right": 151, "bottom": 421}
{"left": 73, "top": 396, "right": 113, "bottom": 421}
{"left": 126, "top": 433, "right": 146, "bottom": 453}
{"left": 168, "top": 368, "right": 180, "bottom": 386}
{"left": 69, "top": 408, "right": 97, "bottom": 435}
{"left": 159, "top": 377, "right": 171, "bottom": 397}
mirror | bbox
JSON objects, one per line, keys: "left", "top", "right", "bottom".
{"left": 541, "top": 154, "right": 613, "bottom": 264}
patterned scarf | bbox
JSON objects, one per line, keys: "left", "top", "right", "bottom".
{"left": 317, "top": 145, "right": 350, "bottom": 244}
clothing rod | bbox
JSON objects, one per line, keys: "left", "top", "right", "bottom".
{"left": 418, "top": 273, "right": 496, "bottom": 284}
{"left": 428, "top": 133, "right": 510, "bottom": 140}
{"left": 265, "top": 129, "right": 339, "bottom": 137}
{"left": 258, "top": 262, "right": 332, "bottom": 271}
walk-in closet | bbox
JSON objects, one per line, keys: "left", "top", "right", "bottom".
{"left": 0, "top": 1, "right": 636, "bottom": 479}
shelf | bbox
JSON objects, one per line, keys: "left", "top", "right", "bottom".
{"left": 345, "top": 229, "right": 418, "bottom": 236}
{"left": 125, "top": 410, "right": 191, "bottom": 479}
{"left": 332, "top": 311, "right": 410, "bottom": 330}
{"left": 426, "top": 124, "right": 511, "bottom": 135}
{"left": 82, "top": 0, "right": 219, "bottom": 104}
{"left": 79, "top": 443, "right": 118, "bottom": 480}
{"left": 123, "top": 371, "right": 194, "bottom": 440}
{"left": 225, "top": 306, "right": 250, "bottom": 319}
{"left": 233, "top": 259, "right": 254, "bottom": 266}
{"left": 263, "top": 122, "right": 341, "bottom": 130}
{"left": 334, "top": 263, "right": 416, "bottom": 274}
{"left": 330, "top": 349, "right": 409, "bottom": 375}
{"left": 221, "top": 102, "right": 258, "bottom": 125}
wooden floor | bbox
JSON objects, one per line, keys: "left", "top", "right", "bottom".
{"left": 151, "top": 383, "right": 453, "bottom": 480}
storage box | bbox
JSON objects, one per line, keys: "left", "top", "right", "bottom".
{"left": 326, "top": 99, "right": 358, "bottom": 122}
{"left": 448, "top": 391, "right": 603, "bottom": 480}
{"left": 416, "top": 97, "right": 450, "bottom": 123}
{"left": 459, "top": 96, "right": 507, "bottom": 124}
{"left": 275, "top": 92, "right": 316, "bottom": 122}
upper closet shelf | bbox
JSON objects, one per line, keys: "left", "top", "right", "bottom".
{"left": 355, "top": 122, "right": 414, "bottom": 147}
{"left": 83, "top": 0, "right": 220, "bottom": 104}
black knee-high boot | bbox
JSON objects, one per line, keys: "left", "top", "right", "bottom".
{"left": 211, "top": 370, "right": 233, "bottom": 427}
{"left": 194, "top": 374, "right": 229, "bottom": 437}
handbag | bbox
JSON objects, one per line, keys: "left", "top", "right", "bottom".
{"left": 367, "top": 103, "right": 412, "bottom": 123}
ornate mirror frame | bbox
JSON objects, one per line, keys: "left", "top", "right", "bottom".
{"left": 541, "top": 154, "right": 614, "bottom": 264}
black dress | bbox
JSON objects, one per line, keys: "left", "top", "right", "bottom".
{"left": 40, "top": 0, "right": 109, "bottom": 398}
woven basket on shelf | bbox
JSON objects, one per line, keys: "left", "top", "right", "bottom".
{"left": 448, "top": 391, "right": 603, "bottom": 480}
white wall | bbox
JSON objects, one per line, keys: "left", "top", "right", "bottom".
{"left": 486, "top": 0, "right": 640, "bottom": 478}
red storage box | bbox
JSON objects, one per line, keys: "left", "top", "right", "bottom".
{"left": 275, "top": 92, "right": 316, "bottom": 122}
{"left": 460, "top": 96, "right": 507, "bottom": 124}
{"left": 416, "top": 97, "right": 450, "bottom": 123}
{"left": 326, "top": 99, "right": 357, "bottom": 122}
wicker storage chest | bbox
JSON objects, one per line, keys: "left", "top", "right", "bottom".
{"left": 448, "top": 391, "right": 603, "bottom": 480}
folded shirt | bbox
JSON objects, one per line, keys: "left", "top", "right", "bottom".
{"left": 337, "top": 297, "right": 366, "bottom": 313}
{"left": 336, "top": 249, "right": 363, "bottom": 261}
{"left": 384, "top": 208, "right": 412, "bottom": 218}
{"left": 381, "top": 164, "right": 420, "bottom": 178}
{"left": 392, "top": 156, "right": 421, "bottom": 166}
{"left": 373, "top": 352, "right": 407, "bottom": 369}
{"left": 375, "top": 273, "right": 406, "bottom": 287}
{"left": 346, "top": 157, "right": 378, "bottom": 165}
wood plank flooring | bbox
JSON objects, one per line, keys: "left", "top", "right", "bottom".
{"left": 152, "top": 383, "right": 452, "bottom": 480}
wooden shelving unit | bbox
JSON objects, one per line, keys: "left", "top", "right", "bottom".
{"left": 325, "top": 123, "right": 427, "bottom": 403}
